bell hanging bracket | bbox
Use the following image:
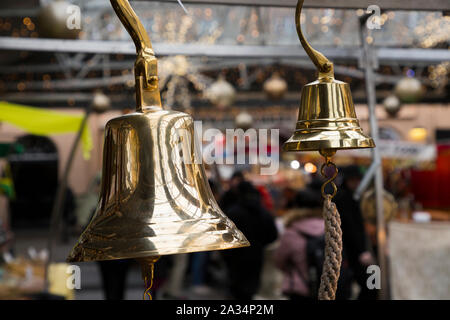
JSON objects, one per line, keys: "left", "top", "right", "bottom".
{"left": 110, "top": 0, "right": 162, "bottom": 111}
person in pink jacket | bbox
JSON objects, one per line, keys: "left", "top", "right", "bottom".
{"left": 274, "top": 189, "right": 324, "bottom": 300}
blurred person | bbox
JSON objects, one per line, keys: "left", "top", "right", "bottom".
{"left": 255, "top": 213, "right": 286, "bottom": 300}
{"left": 79, "top": 174, "right": 132, "bottom": 300}
{"left": 219, "top": 171, "right": 245, "bottom": 212}
{"left": 255, "top": 184, "right": 274, "bottom": 212}
{"left": 190, "top": 251, "right": 209, "bottom": 294}
{"left": 274, "top": 189, "right": 324, "bottom": 300}
{"left": 334, "top": 165, "right": 377, "bottom": 300}
{"left": 280, "top": 186, "right": 297, "bottom": 211}
{"left": 98, "top": 259, "right": 131, "bottom": 300}
{"left": 221, "top": 176, "right": 278, "bottom": 299}
{"left": 162, "top": 254, "right": 188, "bottom": 299}
{"left": 266, "top": 182, "right": 283, "bottom": 214}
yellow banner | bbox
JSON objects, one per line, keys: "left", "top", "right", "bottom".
{"left": 0, "top": 102, "right": 92, "bottom": 159}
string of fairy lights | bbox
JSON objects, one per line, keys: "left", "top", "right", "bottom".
{"left": 3, "top": 3, "right": 446, "bottom": 48}
{"left": 0, "top": 2, "right": 448, "bottom": 112}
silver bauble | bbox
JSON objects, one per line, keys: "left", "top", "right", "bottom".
{"left": 383, "top": 95, "right": 401, "bottom": 117}
{"left": 205, "top": 76, "right": 236, "bottom": 109}
{"left": 235, "top": 111, "right": 253, "bottom": 130}
{"left": 263, "top": 73, "right": 287, "bottom": 100}
{"left": 394, "top": 77, "right": 424, "bottom": 103}
{"left": 92, "top": 90, "right": 111, "bottom": 113}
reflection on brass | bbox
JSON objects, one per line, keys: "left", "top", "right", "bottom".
{"left": 68, "top": 110, "right": 249, "bottom": 262}
{"left": 67, "top": 0, "right": 249, "bottom": 264}
{"left": 284, "top": 0, "right": 375, "bottom": 153}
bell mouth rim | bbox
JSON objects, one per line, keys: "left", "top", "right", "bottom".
{"left": 66, "top": 240, "right": 250, "bottom": 263}
{"left": 283, "top": 137, "right": 375, "bottom": 152}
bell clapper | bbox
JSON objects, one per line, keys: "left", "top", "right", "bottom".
{"left": 137, "top": 256, "right": 160, "bottom": 300}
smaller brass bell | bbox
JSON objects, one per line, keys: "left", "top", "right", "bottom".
{"left": 282, "top": 1, "right": 375, "bottom": 301}
{"left": 283, "top": 78, "right": 375, "bottom": 152}
{"left": 284, "top": 0, "right": 374, "bottom": 154}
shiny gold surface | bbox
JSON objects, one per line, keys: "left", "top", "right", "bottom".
{"left": 68, "top": 110, "right": 249, "bottom": 262}
{"left": 284, "top": 0, "right": 375, "bottom": 153}
{"left": 283, "top": 79, "right": 375, "bottom": 152}
{"left": 67, "top": 0, "right": 249, "bottom": 263}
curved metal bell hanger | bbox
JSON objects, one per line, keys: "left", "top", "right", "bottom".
{"left": 295, "top": 0, "right": 334, "bottom": 80}
{"left": 110, "top": 0, "right": 162, "bottom": 110}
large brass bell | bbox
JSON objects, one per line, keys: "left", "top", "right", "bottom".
{"left": 67, "top": 108, "right": 249, "bottom": 262}
{"left": 67, "top": 0, "right": 249, "bottom": 297}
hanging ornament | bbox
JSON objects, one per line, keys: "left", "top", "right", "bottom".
{"left": 394, "top": 77, "right": 424, "bottom": 103}
{"left": 361, "top": 188, "right": 398, "bottom": 224}
{"left": 235, "top": 111, "right": 253, "bottom": 130}
{"left": 383, "top": 94, "right": 401, "bottom": 117}
{"left": 67, "top": 0, "right": 249, "bottom": 299}
{"left": 91, "top": 90, "right": 111, "bottom": 113}
{"left": 157, "top": 55, "right": 211, "bottom": 105}
{"left": 263, "top": 72, "right": 288, "bottom": 100}
{"left": 37, "top": 0, "right": 81, "bottom": 39}
{"left": 283, "top": 0, "right": 375, "bottom": 300}
{"left": 205, "top": 75, "right": 236, "bottom": 109}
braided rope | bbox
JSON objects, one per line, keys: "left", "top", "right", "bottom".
{"left": 318, "top": 195, "right": 343, "bottom": 300}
